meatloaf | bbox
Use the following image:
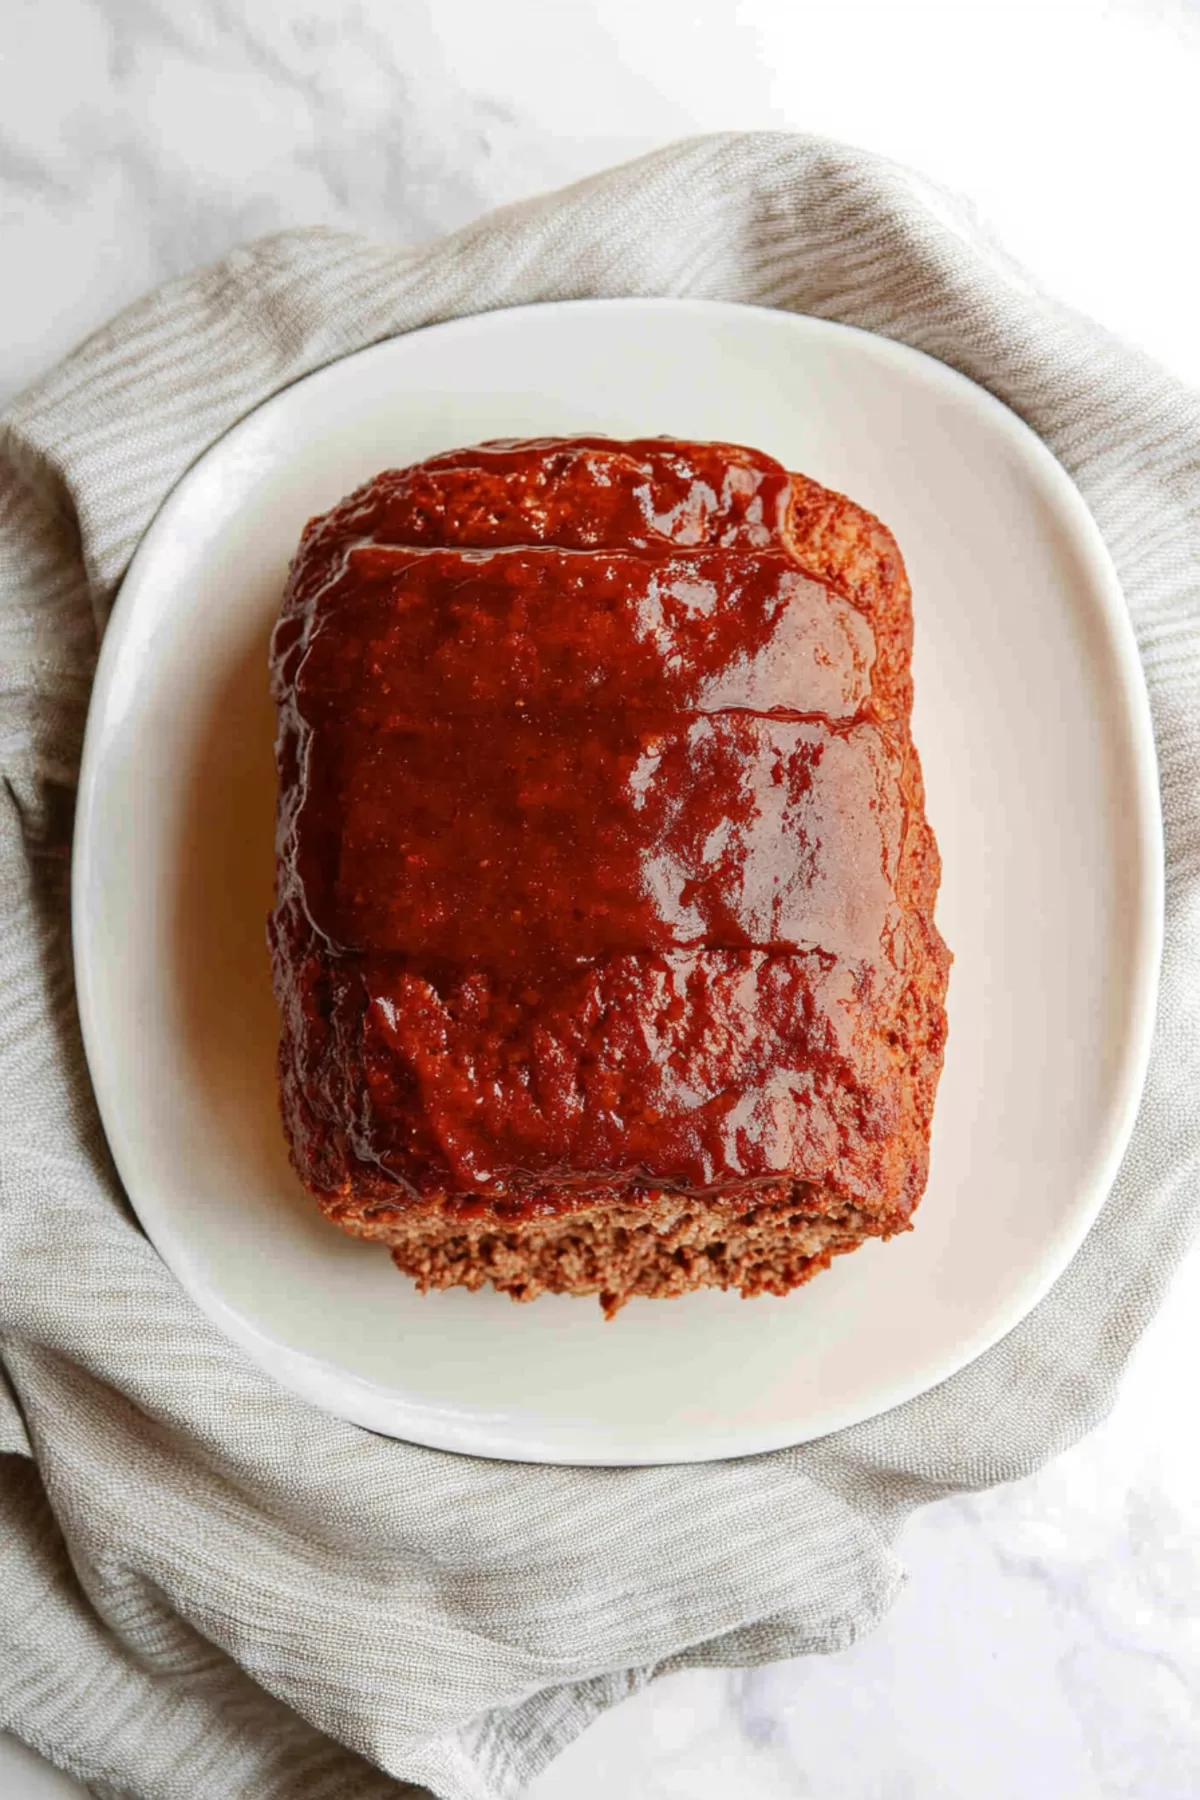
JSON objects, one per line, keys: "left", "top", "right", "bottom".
{"left": 269, "top": 437, "right": 950, "bottom": 1315}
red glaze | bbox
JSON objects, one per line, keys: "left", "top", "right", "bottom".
{"left": 271, "top": 438, "right": 945, "bottom": 1214}
{"left": 291, "top": 548, "right": 874, "bottom": 719}
{"left": 275, "top": 928, "right": 911, "bottom": 1202}
{"left": 297, "top": 713, "right": 902, "bottom": 970}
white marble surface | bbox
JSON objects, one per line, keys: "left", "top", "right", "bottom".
{"left": 3, "top": 1, "right": 1200, "bottom": 1795}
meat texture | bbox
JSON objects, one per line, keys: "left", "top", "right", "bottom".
{"left": 269, "top": 437, "right": 950, "bottom": 1313}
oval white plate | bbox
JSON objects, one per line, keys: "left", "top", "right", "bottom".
{"left": 73, "top": 298, "right": 1161, "bottom": 1465}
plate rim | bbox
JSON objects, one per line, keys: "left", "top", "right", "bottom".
{"left": 71, "top": 295, "right": 1165, "bottom": 1464}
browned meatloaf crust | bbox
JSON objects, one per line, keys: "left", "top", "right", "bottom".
{"left": 269, "top": 437, "right": 950, "bottom": 1314}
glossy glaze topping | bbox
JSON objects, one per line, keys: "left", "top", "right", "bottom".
{"left": 293, "top": 548, "right": 874, "bottom": 720}
{"left": 277, "top": 440, "right": 897, "bottom": 976}
{"left": 297, "top": 713, "right": 901, "bottom": 969}
{"left": 352, "top": 949, "right": 904, "bottom": 1197}
{"left": 271, "top": 437, "right": 938, "bottom": 1209}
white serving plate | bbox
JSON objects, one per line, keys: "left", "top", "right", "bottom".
{"left": 72, "top": 298, "right": 1162, "bottom": 1464}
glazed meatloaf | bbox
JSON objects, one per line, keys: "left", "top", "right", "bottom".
{"left": 269, "top": 437, "right": 950, "bottom": 1315}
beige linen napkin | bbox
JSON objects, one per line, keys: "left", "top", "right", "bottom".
{"left": 1, "top": 133, "right": 1197, "bottom": 1800}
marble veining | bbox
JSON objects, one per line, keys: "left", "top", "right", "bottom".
{"left": 4, "top": 1, "right": 1200, "bottom": 1795}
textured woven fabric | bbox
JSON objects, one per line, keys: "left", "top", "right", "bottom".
{"left": 1, "top": 133, "right": 1197, "bottom": 1800}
